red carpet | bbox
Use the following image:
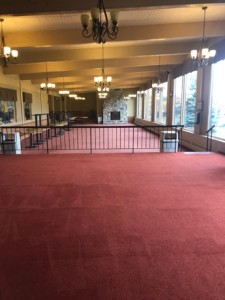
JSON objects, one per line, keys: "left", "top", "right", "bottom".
{"left": 1, "top": 152, "right": 225, "bottom": 299}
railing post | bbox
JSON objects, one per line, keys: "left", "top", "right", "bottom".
{"left": 179, "top": 126, "right": 183, "bottom": 152}
{"left": 132, "top": 127, "right": 134, "bottom": 153}
{"left": 90, "top": 127, "right": 92, "bottom": 154}
{"left": 46, "top": 130, "right": 49, "bottom": 154}
{"left": 206, "top": 133, "right": 209, "bottom": 151}
{"left": 210, "top": 130, "right": 213, "bottom": 151}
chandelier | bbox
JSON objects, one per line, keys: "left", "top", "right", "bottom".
{"left": 0, "top": 18, "right": 18, "bottom": 68}
{"left": 98, "top": 92, "right": 107, "bottom": 99}
{"left": 58, "top": 78, "right": 70, "bottom": 95}
{"left": 94, "top": 44, "right": 112, "bottom": 95}
{"left": 40, "top": 62, "right": 56, "bottom": 93}
{"left": 152, "top": 56, "right": 163, "bottom": 93}
{"left": 137, "top": 89, "right": 146, "bottom": 95}
{"left": 81, "top": 0, "right": 119, "bottom": 44}
{"left": 190, "top": 7, "right": 216, "bottom": 68}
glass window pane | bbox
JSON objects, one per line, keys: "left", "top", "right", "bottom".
{"left": 24, "top": 101, "right": 32, "bottom": 120}
{"left": 209, "top": 59, "right": 225, "bottom": 139}
{"left": 161, "top": 82, "right": 168, "bottom": 124}
{"left": 155, "top": 82, "right": 168, "bottom": 124}
{"left": 173, "top": 76, "right": 182, "bottom": 125}
{"left": 0, "top": 100, "right": 16, "bottom": 124}
{"left": 184, "top": 71, "right": 197, "bottom": 131}
{"left": 155, "top": 90, "right": 160, "bottom": 122}
{"left": 137, "top": 94, "right": 142, "bottom": 118}
{"left": 144, "top": 88, "right": 152, "bottom": 121}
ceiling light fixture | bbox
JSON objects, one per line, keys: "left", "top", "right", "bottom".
{"left": 152, "top": 56, "right": 163, "bottom": 93}
{"left": 0, "top": 18, "right": 18, "bottom": 68}
{"left": 58, "top": 78, "right": 70, "bottom": 95}
{"left": 137, "top": 90, "right": 146, "bottom": 95}
{"left": 81, "top": 0, "right": 119, "bottom": 44}
{"left": 98, "top": 92, "right": 107, "bottom": 99}
{"left": 190, "top": 7, "right": 216, "bottom": 68}
{"left": 40, "top": 62, "right": 56, "bottom": 93}
{"left": 94, "top": 44, "right": 112, "bottom": 95}
{"left": 125, "top": 94, "right": 137, "bottom": 100}
{"left": 69, "top": 94, "right": 85, "bottom": 100}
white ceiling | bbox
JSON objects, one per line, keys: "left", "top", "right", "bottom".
{"left": 1, "top": 1, "right": 225, "bottom": 93}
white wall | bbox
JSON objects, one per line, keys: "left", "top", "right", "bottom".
{"left": 127, "top": 97, "right": 135, "bottom": 117}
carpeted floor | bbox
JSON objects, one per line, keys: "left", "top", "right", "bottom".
{"left": 0, "top": 152, "right": 225, "bottom": 299}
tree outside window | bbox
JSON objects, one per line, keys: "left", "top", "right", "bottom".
{"left": 209, "top": 59, "right": 225, "bottom": 139}
{"left": 184, "top": 71, "right": 197, "bottom": 131}
{"left": 173, "top": 71, "right": 197, "bottom": 131}
{"left": 155, "top": 82, "right": 168, "bottom": 124}
{"left": 144, "top": 88, "right": 152, "bottom": 121}
{"left": 173, "top": 76, "right": 183, "bottom": 125}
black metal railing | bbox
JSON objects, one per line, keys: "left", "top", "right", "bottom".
{"left": 32, "top": 111, "right": 91, "bottom": 127}
{"left": 206, "top": 125, "right": 215, "bottom": 151}
{"left": 0, "top": 124, "right": 184, "bottom": 155}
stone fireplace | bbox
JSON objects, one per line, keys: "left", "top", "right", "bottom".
{"left": 103, "top": 90, "right": 128, "bottom": 124}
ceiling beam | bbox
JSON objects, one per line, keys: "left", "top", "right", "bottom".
{"left": 32, "top": 71, "right": 159, "bottom": 84}
{"left": 18, "top": 41, "right": 201, "bottom": 64}
{"left": 4, "top": 55, "right": 185, "bottom": 75}
{"left": 1, "top": 0, "right": 224, "bottom": 15}
{"left": 6, "top": 21, "right": 225, "bottom": 48}
{"left": 20, "top": 65, "right": 173, "bottom": 80}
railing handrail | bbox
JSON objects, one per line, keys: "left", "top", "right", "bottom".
{"left": 205, "top": 125, "right": 215, "bottom": 134}
{"left": 0, "top": 124, "right": 184, "bottom": 155}
{"left": 0, "top": 124, "right": 184, "bottom": 130}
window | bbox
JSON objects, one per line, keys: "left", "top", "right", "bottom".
{"left": 155, "top": 90, "right": 160, "bottom": 122}
{"left": 0, "top": 88, "right": 17, "bottom": 124}
{"left": 184, "top": 71, "right": 197, "bottom": 131}
{"left": 155, "top": 82, "right": 168, "bottom": 124}
{"left": 23, "top": 92, "right": 32, "bottom": 121}
{"left": 173, "top": 76, "right": 183, "bottom": 125}
{"left": 144, "top": 88, "right": 152, "bottom": 121}
{"left": 137, "top": 93, "right": 142, "bottom": 118}
{"left": 173, "top": 71, "right": 197, "bottom": 131}
{"left": 161, "top": 82, "right": 168, "bottom": 124}
{"left": 209, "top": 59, "right": 225, "bottom": 139}
{"left": 24, "top": 101, "right": 32, "bottom": 120}
{"left": 0, "top": 100, "right": 16, "bottom": 124}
